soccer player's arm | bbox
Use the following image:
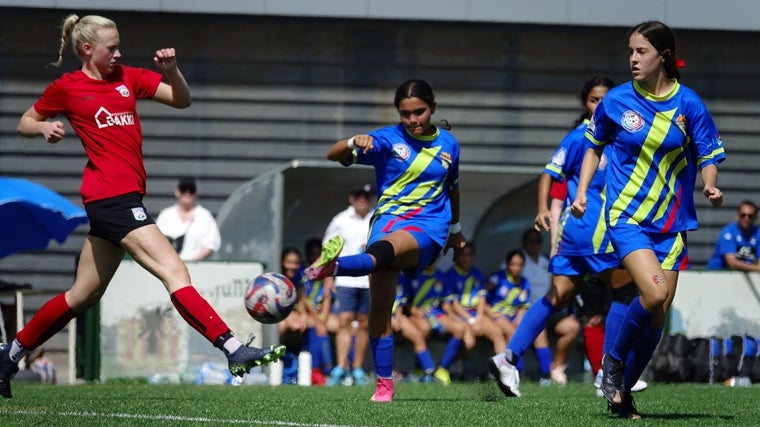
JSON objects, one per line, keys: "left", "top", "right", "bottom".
{"left": 571, "top": 147, "right": 601, "bottom": 218}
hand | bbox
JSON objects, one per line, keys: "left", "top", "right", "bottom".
{"left": 704, "top": 186, "right": 723, "bottom": 207}
{"left": 41, "top": 121, "right": 66, "bottom": 144}
{"left": 570, "top": 196, "right": 587, "bottom": 218}
{"left": 153, "top": 48, "right": 178, "bottom": 73}
{"left": 534, "top": 208, "right": 551, "bottom": 231}
{"left": 350, "top": 135, "right": 375, "bottom": 154}
{"left": 444, "top": 232, "right": 466, "bottom": 258}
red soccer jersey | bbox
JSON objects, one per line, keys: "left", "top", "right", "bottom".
{"left": 34, "top": 66, "right": 163, "bottom": 203}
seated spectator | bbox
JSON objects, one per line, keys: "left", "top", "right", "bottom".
{"left": 442, "top": 243, "right": 506, "bottom": 377}
{"left": 486, "top": 249, "right": 531, "bottom": 342}
{"left": 707, "top": 200, "right": 760, "bottom": 271}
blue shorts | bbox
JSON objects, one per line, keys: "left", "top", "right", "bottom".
{"left": 608, "top": 222, "right": 689, "bottom": 271}
{"left": 368, "top": 223, "right": 442, "bottom": 279}
{"left": 549, "top": 253, "right": 621, "bottom": 276}
{"left": 332, "top": 286, "right": 370, "bottom": 315}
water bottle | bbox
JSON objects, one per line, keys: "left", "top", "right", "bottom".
{"left": 268, "top": 359, "right": 283, "bottom": 386}
{"left": 298, "top": 351, "right": 313, "bottom": 386}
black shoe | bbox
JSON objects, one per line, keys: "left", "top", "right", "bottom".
{"left": 0, "top": 343, "right": 20, "bottom": 399}
{"left": 601, "top": 353, "right": 625, "bottom": 404}
{"left": 227, "top": 344, "right": 286, "bottom": 377}
{"left": 608, "top": 394, "right": 641, "bottom": 419}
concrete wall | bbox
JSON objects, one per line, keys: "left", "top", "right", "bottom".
{"left": 1, "top": 7, "right": 759, "bottom": 297}
{"left": 2, "top": 0, "right": 760, "bottom": 32}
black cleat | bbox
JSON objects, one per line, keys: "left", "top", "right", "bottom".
{"left": 0, "top": 343, "right": 20, "bottom": 399}
{"left": 601, "top": 353, "right": 625, "bottom": 404}
{"left": 608, "top": 394, "right": 641, "bottom": 419}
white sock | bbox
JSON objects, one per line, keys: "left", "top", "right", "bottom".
{"left": 9, "top": 339, "right": 27, "bottom": 363}
{"left": 223, "top": 337, "right": 243, "bottom": 355}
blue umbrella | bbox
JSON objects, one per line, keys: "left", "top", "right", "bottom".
{"left": 0, "top": 177, "right": 89, "bottom": 259}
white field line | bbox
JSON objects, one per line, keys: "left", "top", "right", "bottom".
{"left": 0, "top": 409, "right": 370, "bottom": 427}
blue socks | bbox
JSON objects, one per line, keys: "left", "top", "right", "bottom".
{"left": 439, "top": 337, "right": 462, "bottom": 369}
{"left": 336, "top": 253, "right": 375, "bottom": 276}
{"left": 417, "top": 349, "right": 436, "bottom": 375}
{"left": 624, "top": 325, "right": 662, "bottom": 391}
{"left": 610, "top": 297, "right": 653, "bottom": 362}
{"left": 604, "top": 301, "right": 628, "bottom": 354}
{"left": 506, "top": 297, "right": 556, "bottom": 360}
{"left": 370, "top": 335, "right": 394, "bottom": 379}
{"left": 535, "top": 346, "right": 552, "bottom": 376}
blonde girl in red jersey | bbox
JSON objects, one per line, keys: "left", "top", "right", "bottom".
{"left": 0, "top": 14, "right": 284, "bottom": 399}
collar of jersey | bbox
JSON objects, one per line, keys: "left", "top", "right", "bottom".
{"left": 403, "top": 125, "right": 440, "bottom": 141}
{"left": 632, "top": 79, "right": 680, "bottom": 102}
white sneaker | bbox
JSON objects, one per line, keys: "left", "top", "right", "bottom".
{"left": 551, "top": 364, "right": 567, "bottom": 387}
{"left": 631, "top": 379, "right": 648, "bottom": 392}
{"left": 488, "top": 352, "right": 521, "bottom": 397}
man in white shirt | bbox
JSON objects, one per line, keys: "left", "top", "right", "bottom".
{"left": 156, "top": 177, "right": 221, "bottom": 261}
{"left": 323, "top": 184, "right": 374, "bottom": 386}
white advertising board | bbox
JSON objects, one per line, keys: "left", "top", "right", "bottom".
{"left": 670, "top": 271, "right": 760, "bottom": 338}
{"left": 100, "top": 260, "right": 264, "bottom": 381}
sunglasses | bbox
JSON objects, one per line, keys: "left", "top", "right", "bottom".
{"left": 739, "top": 213, "right": 756, "bottom": 219}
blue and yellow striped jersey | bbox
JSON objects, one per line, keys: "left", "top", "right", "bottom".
{"left": 486, "top": 270, "right": 531, "bottom": 317}
{"left": 400, "top": 267, "right": 446, "bottom": 311}
{"left": 299, "top": 270, "right": 326, "bottom": 310}
{"left": 346, "top": 123, "right": 460, "bottom": 248}
{"left": 544, "top": 120, "right": 614, "bottom": 256}
{"left": 442, "top": 265, "right": 487, "bottom": 310}
{"left": 586, "top": 80, "right": 725, "bottom": 232}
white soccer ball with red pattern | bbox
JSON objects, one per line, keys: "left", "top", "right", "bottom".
{"left": 244, "top": 272, "right": 297, "bottom": 324}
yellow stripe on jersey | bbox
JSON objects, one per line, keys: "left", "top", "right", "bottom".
{"left": 651, "top": 154, "right": 688, "bottom": 223}
{"left": 592, "top": 187, "right": 612, "bottom": 253}
{"left": 611, "top": 109, "right": 675, "bottom": 226}
{"left": 661, "top": 232, "right": 685, "bottom": 270}
{"left": 376, "top": 146, "right": 442, "bottom": 216}
{"left": 412, "top": 277, "right": 436, "bottom": 307}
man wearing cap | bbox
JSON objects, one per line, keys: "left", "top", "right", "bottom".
{"left": 322, "top": 184, "right": 374, "bottom": 386}
{"left": 156, "top": 177, "right": 221, "bottom": 261}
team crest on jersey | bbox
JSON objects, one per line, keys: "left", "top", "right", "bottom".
{"left": 131, "top": 207, "right": 147, "bottom": 221}
{"left": 440, "top": 152, "right": 452, "bottom": 170}
{"left": 675, "top": 114, "right": 688, "bottom": 135}
{"left": 115, "top": 84, "right": 130, "bottom": 98}
{"left": 621, "top": 110, "right": 644, "bottom": 132}
{"left": 551, "top": 147, "right": 566, "bottom": 167}
{"left": 392, "top": 143, "right": 410, "bottom": 161}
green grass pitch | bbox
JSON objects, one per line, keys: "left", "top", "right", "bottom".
{"left": 0, "top": 380, "right": 754, "bottom": 426}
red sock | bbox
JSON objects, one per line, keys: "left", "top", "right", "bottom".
{"left": 584, "top": 323, "right": 605, "bottom": 376}
{"left": 170, "top": 286, "right": 230, "bottom": 344}
{"left": 16, "top": 292, "right": 76, "bottom": 350}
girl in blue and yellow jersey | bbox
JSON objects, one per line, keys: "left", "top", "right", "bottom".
{"left": 305, "top": 79, "right": 466, "bottom": 402}
{"left": 572, "top": 21, "right": 724, "bottom": 418}
{"left": 391, "top": 273, "right": 438, "bottom": 383}
{"left": 486, "top": 250, "right": 531, "bottom": 338}
{"left": 442, "top": 243, "right": 506, "bottom": 358}
{"left": 401, "top": 259, "right": 469, "bottom": 384}
{"left": 491, "top": 77, "right": 632, "bottom": 398}
{"left": 487, "top": 249, "right": 554, "bottom": 385}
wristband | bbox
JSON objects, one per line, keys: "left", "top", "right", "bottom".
{"left": 347, "top": 137, "right": 356, "bottom": 149}
{"left": 467, "top": 317, "right": 476, "bottom": 325}
{"left": 449, "top": 222, "right": 461, "bottom": 234}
